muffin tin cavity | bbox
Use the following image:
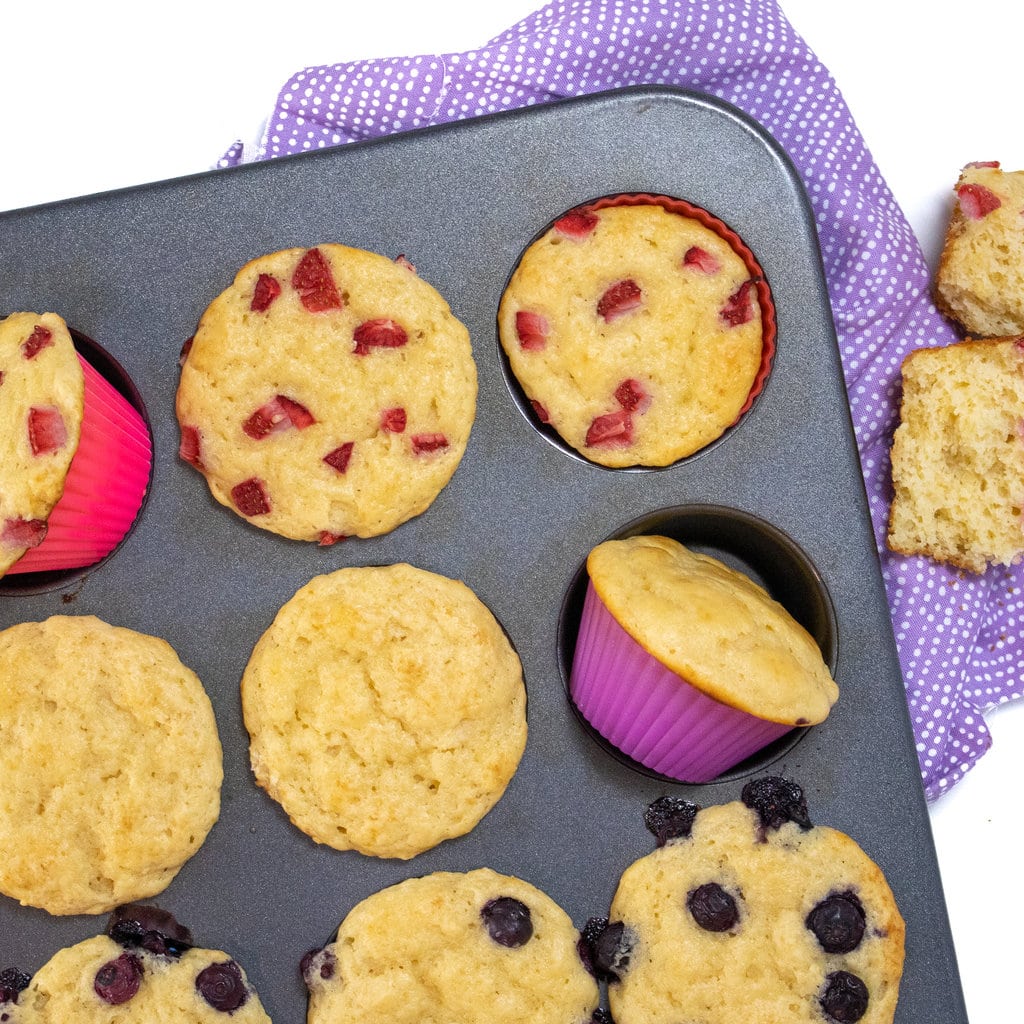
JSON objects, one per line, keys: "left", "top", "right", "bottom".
{"left": 496, "top": 193, "right": 776, "bottom": 471}
{"left": 557, "top": 504, "right": 837, "bottom": 784}
{"left": 0, "top": 328, "right": 153, "bottom": 596}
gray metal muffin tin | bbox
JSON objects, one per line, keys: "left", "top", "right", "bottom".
{"left": 0, "top": 86, "right": 966, "bottom": 1022}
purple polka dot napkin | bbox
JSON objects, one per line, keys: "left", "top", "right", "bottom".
{"left": 221, "top": 0, "right": 1023, "bottom": 800}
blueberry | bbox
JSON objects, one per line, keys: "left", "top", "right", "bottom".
{"left": 687, "top": 883, "right": 740, "bottom": 932}
{"left": 300, "top": 947, "right": 337, "bottom": 989}
{"left": 820, "top": 971, "right": 869, "bottom": 1022}
{"left": 740, "top": 776, "right": 812, "bottom": 832}
{"left": 93, "top": 953, "right": 143, "bottom": 1006}
{"left": 196, "top": 960, "right": 248, "bottom": 1013}
{"left": 577, "top": 918, "right": 633, "bottom": 982}
{"left": 106, "top": 904, "right": 193, "bottom": 958}
{"left": 806, "top": 892, "right": 866, "bottom": 953}
{"left": 0, "top": 968, "right": 30, "bottom": 1005}
{"left": 481, "top": 897, "right": 533, "bottom": 948}
{"left": 643, "top": 796, "right": 699, "bottom": 846}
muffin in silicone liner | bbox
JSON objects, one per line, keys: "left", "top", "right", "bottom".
{"left": 497, "top": 193, "right": 775, "bottom": 468}
{"left": 0, "top": 312, "right": 151, "bottom": 579}
{"left": 569, "top": 533, "right": 838, "bottom": 782}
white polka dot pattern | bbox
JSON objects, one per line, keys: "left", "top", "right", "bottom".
{"left": 220, "top": 0, "right": 1023, "bottom": 800}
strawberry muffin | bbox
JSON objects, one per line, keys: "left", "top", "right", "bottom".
{"left": 176, "top": 244, "right": 477, "bottom": 543}
{"left": 498, "top": 197, "right": 772, "bottom": 467}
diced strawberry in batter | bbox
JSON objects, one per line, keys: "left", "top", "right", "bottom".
{"left": 179, "top": 335, "right": 194, "bottom": 366}
{"left": 682, "top": 246, "right": 721, "bottom": 274}
{"left": 323, "top": 442, "right": 355, "bottom": 474}
{"left": 531, "top": 399, "right": 551, "bottom": 424}
{"left": 317, "top": 531, "right": 348, "bottom": 546}
{"left": 585, "top": 409, "right": 633, "bottom": 447}
{"left": 380, "top": 407, "right": 407, "bottom": 433}
{"left": 411, "top": 433, "right": 449, "bottom": 455}
{"left": 965, "top": 160, "right": 1000, "bottom": 169}
{"left": 0, "top": 371, "right": 4, "bottom": 387}
{"left": 292, "top": 248, "right": 343, "bottom": 312}
{"left": 231, "top": 477, "right": 271, "bottom": 516}
{"left": 720, "top": 280, "right": 757, "bottom": 327}
{"left": 2, "top": 517, "right": 47, "bottom": 549}
{"left": 614, "top": 378, "right": 650, "bottom": 413}
{"left": 553, "top": 209, "right": 599, "bottom": 239}
{"left": 353, "top": 319, "right": 408, "bottom": 355}
{"left": 251, "top": 273, "right": 282, "bottom": 312}
{"left": 956, "top": 183, "right": 1001, "bottom": 220}
{"left": 394, "top": 254, "right": 417, "bottom": 274}
{"left": 515, "top": 311, "right": 549, "bottom": 351}
{"left": 21, "top": 326, "right": 53, "bottom": 359}
{"left": 28, "top": 407, "right": 67, "bottom": 455}
{"left": 597, "top": 279, "right": 642, "bottom": 322}
{"left": 243, "top": 396, "right": 316, "bottom": 439}
{"left": 179, "top": 425, "right": 204, "bottom": 469}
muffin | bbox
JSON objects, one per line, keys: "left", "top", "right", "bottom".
{"left": 0, "top": 312, "right": 150, "bottom": 577}
{"left": 570, "top": 535, "right": 838, "bottom": 781}
{"left": 584, "top": 779, "right": 904, "bottom": 1024}
{"left": 7, "top": 904, "right": 270, "bottom": 1023}
{"left": 934, "top": 161, "right": 1024, "bottom": 337}
{"left": 241, "top": 564, "right": 527, "bottom": 859}
{"left": 176, "top": 244, "right": 477, "bottom": 542}
{"left": 497, "top": 196, "right": 773, "bottom": 467}
{"left": 887, "top": 336, "right": 1024, "bottom": 572}
{"left": 0, "top": 616, "right": 223, "bottom": 915}
{"left": 302, "top": 868, "right": 599, "bottom": 1024}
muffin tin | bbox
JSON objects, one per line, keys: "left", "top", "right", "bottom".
{"left": 0, "top": 86, "right": 966, "bottom": 1022}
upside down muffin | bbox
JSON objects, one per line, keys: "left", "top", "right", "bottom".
{"left": 176, "top": 244, "right": 477, "bottom": 542}
{"left": 498, "top": 199, "right": 771, "bottom": 467}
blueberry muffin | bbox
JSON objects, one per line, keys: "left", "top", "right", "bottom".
{"left": 302, "top": 868, "right": 599, "bottom": 1024}
{"left": 498, "top": 199, "right": 769, "bottom": 467}
{"left": 241, "top": 564, "right": 527, "bottom": 859}
{"left": 583, "top": 780, "right": 905, "bottom": 1024}
{"left": 176, "top": 244, "right": 477, "bottom": 542}
{"left": 0, "top": 312, "right": 83, "bottom": 575}
{"left": 0, "top": 616, "right": 223, "bottom": 915}
{"left": 7, "top": 904, "right": 270, "bottom": 1023}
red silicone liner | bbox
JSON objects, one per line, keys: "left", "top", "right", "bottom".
{"left": 7, "top": 355, "right": 152, "bottom": 574}
{"left": 573, "top": 192, "right": 776, "bottom": 422}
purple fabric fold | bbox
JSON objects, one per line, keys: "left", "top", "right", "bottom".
{"left": 221, "top": 0, "right": 1023, "bottom": 800}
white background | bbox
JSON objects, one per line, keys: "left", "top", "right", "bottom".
{"left": 2, "top": 2, "right": 1022, "bottom": 1020}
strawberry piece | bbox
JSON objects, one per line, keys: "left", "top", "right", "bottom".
{"left": 394, "top": 254, "right": 417, "bottom": 274}
{"left": 553, "top": 209, "right": 599, "bottom": 239}
{"left": 614, "top": 378, "right": 650, "bottom": 413}
{"left": 323, "top": 442, "right": 354, "bottom": 474}
{"left": 965, "top": 160, "right": 1000, "bottom": 169}
{"left": 2, "top": 517, "right": 47, "bottom": 550}
{"left": 956, "top": 183, "right": 1001, "bottom": 219}
{"left": 28, "top": 407, "right": 67, "bottom": 455}
{"left": 530, "top": 399, "right": 551, "bottom": 424}
{"left": 682, "top": 246, "right": 721, "bottom": 274}
{"left": 22, "top": 325, "right": 53, "bottom": 359}
{"left": 720, "top": 280, "right": 757, "bottom": 327}
{"left": 353, "top": 319, "right": 408, "bottom": 355}
{"left": 231, "top": 477, "right": 271, "bottom": 516}
{"left": 243, "top": 396, "right": 315, "bottom": 439}
{"left": 0, "top": 371, "right": 5, "bottom": 387}
{"left": 411, "top": 433, "right": 449, "bottom": 455}
{"left": 597, "top": 279, "right": 642, "bottom": 322}
{"left": 292, "top": 248, "right": 342, "bottom": 312}
{"left": 585, "top": 409, "right": 633, "bottom": 447}
{"left": 317, "top": 531, "right": 348, "bottom": 546}
{"left": 251, "top": 273, "right": 282, "bottom": 312}
{"left": 179, "top": 425, "right": 204, "bottom": 469}
{"left": 380, "top": 407, "right": 407, "bottom": 433}
{"left": 179, "top": 335, "right": 194, "bottom": 366}
{"left": 515, "top": 311, "right": 549, "bottom": 351}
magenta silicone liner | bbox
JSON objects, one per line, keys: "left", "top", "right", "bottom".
{"left": 8, "top": 356, "right": 152, "bottom": 574}
{"left": 569, "top": 580, "right": 793, "bottom": 782}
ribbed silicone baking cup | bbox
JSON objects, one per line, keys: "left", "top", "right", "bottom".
{"left": 575, "top": 192, "right": 775, "bottom": 420}
{"left": 569, "top": 579, "right": 793, "bottom": 782}
{"left": 7, "top": 355, "right": 151, "bottom": 574}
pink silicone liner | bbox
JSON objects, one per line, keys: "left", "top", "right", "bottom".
{"left": 8, "top": 355, "right": 152, "bottom": 574}
{"left": 570, "top": 579, "right": 793, "bottom": 782}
